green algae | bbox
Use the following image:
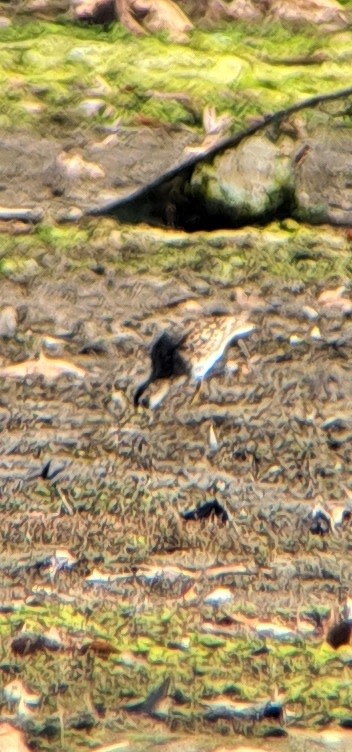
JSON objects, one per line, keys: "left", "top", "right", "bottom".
{"left": 3, "top": 220, "right": 350, "bottom": 287}
{"left": 1, "top": 18, "right": 352, "bottom": 135}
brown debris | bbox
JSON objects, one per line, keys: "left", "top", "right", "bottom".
{"left": 79, "top": 639, "right": 118, "bottom": 658}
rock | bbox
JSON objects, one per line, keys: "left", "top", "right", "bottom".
{"left": 309, "top": 506, "right": 331, "bottom": 536}
{"left": 0, "top": 306, "right": 17, "bottom": 338}
{"left": 203, "top": 587, "right": 234, "bottom": 606}
{"left": 310, "top": 325, "right": 321, "bottom": 340}
{"left": 207, "top": 0, "right": 263, "bottom": 22}
{"left": 208, "top": 423, "right": 219, "bottom": 451}
{"left": 72, "top": 0, "right": 193, "bottom": 41}
{"left": 302, "top": 305, "right": 319, "bottom": 321}
{"left": 191, "top": 135, "right": 293, "bottom": 223}
{"left": 149, "top": 123, "right": 352, "bottom": 228}
{"left": 4, "top": 679, "right": 41, "bottom": 715}
{"left": 289, "top": 334, "right": 304, "bottom": 345}
{"left": 294, "top": 133, "right": 352, "bottom": 225}
{"left": 77, "top": 98, "right": 106, "bottom": 117}
{"left": 270, "top": 0, "right": 347, "bottom": 29}
{"left": 56, "top": 206, "right": 83, "bottom": 223}
{"left": 71, "top": 0, "right": 116, "bottom": 25}
{"left": 21, "top": 100, "right": 45, "bottom": 115}
{"left": 56, "top": 152, "right": 105, "bottom": 180}
{"left": 110, "top": 230, "right": 123, "bottom": 250}
{"left": 132, "top": 0, "right": 194, "bottom": 42}
{"left": 0, "top": 16, "right": 11, "bottom": 27}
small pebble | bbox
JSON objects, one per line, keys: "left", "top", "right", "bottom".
{"left": 310, "top": 325, "right": 321, "bottom": 340}
{"left": 204, "top": 588, "right": 234, "bottom": 606}
{"left": 77, "top": 99, "right": 106, "bottom": 117}
{"left": 302, "top": 305, "right": 319, "bottom": 320}
{"left": 56, "top": 206, "right": 83, "bottom": 223}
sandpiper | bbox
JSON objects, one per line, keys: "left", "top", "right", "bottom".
{"left": 134, "top": 311, "right": 256, "bottom": 407}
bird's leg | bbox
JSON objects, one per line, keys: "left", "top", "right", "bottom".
{"left": 189, "top": 380, "right": 203, "bottom": 406}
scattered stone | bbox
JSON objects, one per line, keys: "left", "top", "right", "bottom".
{"left": 321, "top": 416, "right": 348, "bottom": 431}
{"left": 208, "top": 423, "right": 219, "bottom": 452}
{"left": 309, "top": 505, "right": 332, "bottom": 536}
{"left": 330, "top": 505, "right": 351, "bottom": 528}
{"left": 203, "top": 588, "right": 234, "bottom": 607}
{"left": 109, "top": 229, "right": 123, "bottom": 250}
{"left": 56, "top": 206, "right": 83, "bottom": 223}
{"left": 318, "top": 285, "right": 347, "bottom": 304}
{"left": 234, "top": 286, "right": 265, "bottom": 312}
{"left": 77, "top": 98, "right": 106, "bottom": 117}
{"left": 50, "top": 548, "right": 77, "bottom": 573}
{"left": 110, "top": 390, "right": 128, "bottom": 413}
{"left": 42, "top": 627, "right": 62, "bottom": 651}
{"left": 302, "top": 305, "right": 319, "bottom": 320}
{"left": 310, "top": 325, "right": 321, "bottom": 340}
{"left": 270, "top": 0, "right": 347, "bottom": 28}
{"left": 289, "top": 334, "right": 304, "bottom": 345}
{"left": 224, "top": 359, "right": 239, "bottom": 375}
{"left": 204, "top": 698, "right": 258, "bottom": 721}
{"left": 317, "top": 285, "right": 352, "bottom": 313}
{"left": 4, "top": 679, "right": 40, "bottom": 709}
{"left": 56, "top": 151, "right": 105, "bottom": 180}
{"left": 21, "top": 100, "right": 45, "bottom": 115}
{"left": 85, "top": 568, "right": 120, "bottom": 587}
{"left": 41, "top": 336, "right": 65, "bottom": 356}
{"left": 0, "top": 306, "right": 17, "bottom": 338}
{"left": 203, "top": 695, "right": 284, "bottom": 723}
{"left": 254, "top": 621, "right": 298, "bottom": 641}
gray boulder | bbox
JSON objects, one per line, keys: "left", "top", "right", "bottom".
{"left": 190, "top": 134, "right": 294, "bottom": 223}
{"left": 190, "top": 127, "right": 352, "bottom": 227}
{"left": 294, "top": 132, "right": 352, "bottom": 225}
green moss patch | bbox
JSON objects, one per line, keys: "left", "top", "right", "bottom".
{"left": 0, "top": 18, "right": 352, "bottom": 136}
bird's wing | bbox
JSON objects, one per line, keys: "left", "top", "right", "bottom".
{"left": 190, "top": 314, "right": 256, "bottom": 381}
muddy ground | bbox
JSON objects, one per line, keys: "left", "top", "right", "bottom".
{"left": 1, "top": 124, "right": 352, "bottom": 752}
